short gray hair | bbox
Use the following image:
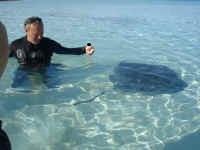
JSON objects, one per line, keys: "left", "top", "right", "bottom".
{"left": 24, "top": 16, "right": 43, "bottom": 27}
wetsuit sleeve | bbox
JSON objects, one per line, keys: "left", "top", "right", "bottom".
{"left": 48, "top": 39, "right": 86, "bottom": 55}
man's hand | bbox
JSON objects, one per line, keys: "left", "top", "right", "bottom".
{"left": 85, "top": 43, "right": 95, "bottom": 55}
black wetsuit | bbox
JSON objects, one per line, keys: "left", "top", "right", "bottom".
{"left": 9, "top": 36, "right": 86, "bottom": 68}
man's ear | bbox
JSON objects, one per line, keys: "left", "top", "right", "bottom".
{"left": 24, "top": 25, "right": 29, "bottom": 33}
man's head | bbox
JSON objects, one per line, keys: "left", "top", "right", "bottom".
{"left": 24, "top": 16, "right": 44, "bottom": 45}
{"left": 0, "top": 22, "right": 8, "bottom": 78}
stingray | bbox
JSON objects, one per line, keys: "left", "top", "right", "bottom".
{"left": 109, "top": 62, "right": 187, "bottom": 94}
{"left": 164, "top": 129, "right": 200, "bottom": 150}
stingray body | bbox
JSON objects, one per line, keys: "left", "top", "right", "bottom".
{"left": 110, "top": 62, "right": 187, "bottom": 94}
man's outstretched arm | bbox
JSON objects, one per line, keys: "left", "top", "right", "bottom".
{"left": 47, "top": 38, "right": 94, "bottom": 55}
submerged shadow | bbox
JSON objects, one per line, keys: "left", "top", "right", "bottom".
{"left": 164, "top": 130, "right": 200, "bottom": 150}
{"left": 109, "top": 62, "right": 187, "bottom": 95}
{"left": 11, "top": 64, "right": 66, "bottom": 90}
{"left": 11, "top": 63, "right": 98, "bottom": 90}
{"left": 11, "top": 63, "right": 106, "bottom": 91}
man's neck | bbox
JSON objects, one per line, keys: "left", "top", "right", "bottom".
{"left": 26, "top": 37, "right": 40, "bottom": 45}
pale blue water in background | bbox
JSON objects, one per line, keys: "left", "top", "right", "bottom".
{"left": 0, "top": 0, "right": 200, "bottom": 149}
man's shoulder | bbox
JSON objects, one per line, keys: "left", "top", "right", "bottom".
{"left": 42, "top": 37, "right": 56, "bottom": 43}
{"left": 41, "top": 37, "right": 60, "bottom": 47}
{"left": 11, "top": 37, "right": 25, "bottom": 46}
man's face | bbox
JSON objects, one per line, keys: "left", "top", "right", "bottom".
{"left": 26, "top": 22, "right": 43, "bottom": 44}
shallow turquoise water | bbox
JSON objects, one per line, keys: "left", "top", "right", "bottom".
{"left": 0, "top": 0, "right": 200, "bottom": 150}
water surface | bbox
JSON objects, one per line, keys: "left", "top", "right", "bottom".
{"left": 0, "top": 0, "right": 200, "bottom": 149}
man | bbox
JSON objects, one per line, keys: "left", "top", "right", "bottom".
{"left": 9, "top": 16, "right": 95, "bottom": 69}
{"left": 9, "top": 16, "right": 95, "bottom": 88}
{"left": 0, "top": 21, "right": 12, "bottom": 150}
